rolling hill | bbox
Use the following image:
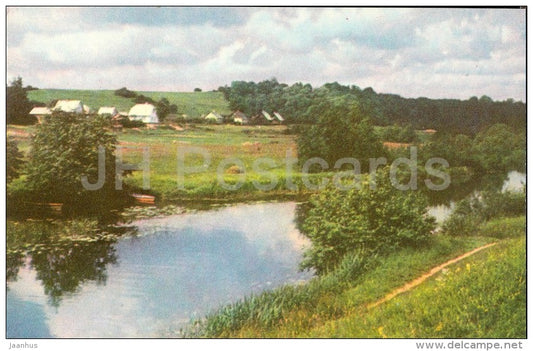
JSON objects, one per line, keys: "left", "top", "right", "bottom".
{"left": 27, "top": 89, "right": 231, "bottom": 118}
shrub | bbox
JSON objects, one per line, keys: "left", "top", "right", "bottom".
{"left": 20, "top": 112, "right": 132, "bottom": 218}
{"left": 114, "top": 87, "right": 137, "bottom": 98}
{"left": 299, "top": 168, "right": 436, "bottom": 274}
{"left": 442, "top": 188, "right": 526, "bottom": 236}
{"left": 7, "top": 137, "right": 24, "bottom": 183}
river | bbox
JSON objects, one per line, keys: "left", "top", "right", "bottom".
{"left": 6, "top": 202, "right": 312, "bottom": 338}
{"left": 6, "top": 171, "right": 525, "bottom": 338}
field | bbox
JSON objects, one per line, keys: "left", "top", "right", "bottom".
{"left": 118, "top": 124, "right": 313, "bottom": 202}
{"left": 28, "top": 89, "right": 231, "bottom": 118}
{"left": 7, "top": 123, "right": 326, "bottom": 203}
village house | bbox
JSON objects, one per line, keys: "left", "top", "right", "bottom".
{"left": 231, "top": 110, "right": 249, "bottom": 125}
{"left": 97, "top": 106, "right": 119, "bottom": 117}
{"left": 261, "top": 110, "right": 274, "bottom": 122}
{"left": 53, "top": 100, "right": 85, "bottom": 114}
{"left": 205, "top": 111, "right": 224, "bottom": 124}
{"left": 128, "top": 103, "right": 159, "bottom": 124}
{"left": 29, "top": 106, "right": 52, "bottom": 123}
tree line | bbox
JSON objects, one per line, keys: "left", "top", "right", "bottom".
{"left": 218, "top": 78, "right": 525, "bottom": 134}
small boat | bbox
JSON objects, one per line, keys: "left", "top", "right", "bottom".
{"left": 131, "top": 194, "right": 156, "bottom": 205}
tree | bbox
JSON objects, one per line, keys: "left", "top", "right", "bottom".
{"left": 7, "top": 77, "right": 35, "bottom": 124}
{"left": 474, "top": 124, "right": 525, "bottom": 173}
{"left": 7, "top": 137, "right": 24, "bottom": 183}
{"left": 297, "top": 98, "right": 386, "bottom": 172}
{"left": 156, "top": 98, "right": 173, "bottom": 122}
{"left": 299, "top": 169, "right": 435, "bottom": 274}
{"left": 23, "top": 113, "right": 130, "bottom": 217}
{"left": 114, "top": 87, "right": 137, "bottom": 98}
{"left": 194, "top": 88, "right": 202, "bottom": 92}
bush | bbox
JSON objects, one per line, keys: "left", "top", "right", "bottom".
{"left": 114, "top": 87, "right": 137, "bottom": 98}
{"left": 7, "top": 137, "right": 24, "bottom": 183}
{"left": 478, "top": 216, "right": 525, "bottom": 239}
{"left": 19, "top": 112, "right": 132, "bottom": 218}
{"left": 299, "top": 168, "right": 436, "bottom": 274}
{"left": 442, "top": 188, "right": 526, "bottom": 236}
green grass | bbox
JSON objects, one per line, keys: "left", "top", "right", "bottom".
{"left": 311, "top": 236, "right": 525, "bottom": 338}
{"left": 28, "top": 89, "right": 231, "bottom": 118}
{"left": 116, "top": 125, "right": 328, "bottom": 202}
{"left": 185, "top": 234, "right": 496, "bottom": 338}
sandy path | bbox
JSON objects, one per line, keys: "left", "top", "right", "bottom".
{"left": 366, "top": 242, "right": 497, "bottom": 309}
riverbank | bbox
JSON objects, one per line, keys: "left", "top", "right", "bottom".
{"left": 184, "top": 215, "right": 525, "bottom": 338}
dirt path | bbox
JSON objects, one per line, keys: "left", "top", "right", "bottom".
{"left": 366, "top": 242, "right": 497, "bottom": 309}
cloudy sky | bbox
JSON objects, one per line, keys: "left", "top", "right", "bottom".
{"left": 7, "top": 6, "right": 526, "bottom": 101}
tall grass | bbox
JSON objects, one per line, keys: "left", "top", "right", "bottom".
{"left": 312, "top": 236, "right": 525, "bottom": 338}
{"left": 183, "top": 235, "right": 495, "bottom": 338}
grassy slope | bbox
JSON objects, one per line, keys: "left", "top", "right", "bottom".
{"left": 27, "top": 89, "right": 231, "bottom": 118}
{"left": 310, "top": 236, "right": 525, "bottom": 338}
{"left": 194, "top": 216, "right": 525, "bottom": 338}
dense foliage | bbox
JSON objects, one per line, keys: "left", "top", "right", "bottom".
{"left": 297, "top": 98, "right": 386, "bottom": 171}
{"left": 299, "top": 169, "right": 436, "bottom": 274}
{"left": 220, "top": 79, "right": 525, "bottom": 134}
{"left": 6, "top": 137, "right": 24, "bottom": 183}
{"left": 14, "top": 113, "right": 131, "bottom": 217}
{"left": 442, "top": 188, "right": 526, "bottom": 237}
{"left": 7, "top": 77, "right": 35, "bottom": 124}
{"left": 418, "top": 124, "right": 525, "bottom": 177}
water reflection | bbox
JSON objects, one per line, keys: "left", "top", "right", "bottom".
{"left": 29, "top": 239, "right": 118, "bottom": 307}
{"left": 426, "top": 171, "right": 526, "bottom": 223}
{"left": 6, "top": 202, "right": 310, "bottom": 338}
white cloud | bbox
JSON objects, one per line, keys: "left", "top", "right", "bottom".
{"left": 6, "top": 7, "right": 526, "bottom": 101}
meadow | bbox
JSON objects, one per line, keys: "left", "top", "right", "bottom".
{"left": 28, "top": 89, "right": 231, "bottom": 118}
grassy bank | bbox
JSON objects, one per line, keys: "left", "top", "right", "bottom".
{"left": 185, "top": 216, "right": 525, "bottom": 338}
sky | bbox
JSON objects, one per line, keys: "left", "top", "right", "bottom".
{"left": 6, "top": 6, "right": 526, "bottom": 101}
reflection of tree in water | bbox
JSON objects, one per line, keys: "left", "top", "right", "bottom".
{"left": 423, "top": 172, "right": 511, "bottom": 206}
{"left": 29, "top": 238, "right": 118, "bottom": 307}
{"left": 6, "top": 250, "right": 25, "bottom": 282}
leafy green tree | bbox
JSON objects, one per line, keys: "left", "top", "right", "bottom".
{"left": 7, "top": 77, "right": 35, "bottom": 124}
{"left": 7, "top": 137, "right": 24, "bottom": 183}
{"left": 474, "top": 124, "right": 525, "bottom": 173}
{"left": 297, "top": 98, "right": 386, "bottom": 172}
{"left": 300, "top": 169, "right": 435, "bottom": 274}
{"left": 114, "top": 87, "right": 137, "bottom": 98}
{"left": 156, "top": 98, "right": 172, "bottom": 122}
{"left": 23, "top": 112, "right": 130, "bottom": 217}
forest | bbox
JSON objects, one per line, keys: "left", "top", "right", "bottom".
{"left": 218, "top": 78, "right": 526, "bottom": 134}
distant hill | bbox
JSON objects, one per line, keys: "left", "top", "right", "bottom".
{"left": 27, "top": 89, "right": 231, "bottom": 118}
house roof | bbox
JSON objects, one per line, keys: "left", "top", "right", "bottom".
{"left": 129, "top": 103, "right": 157, "bottom": 116}
{"left": 29, "top": 107, "right": 52, "bottom": 115}
{"left": 98, "top": 107, "right": 118, "bottom": 115}
{"left": 274, "top": 112, "right": 285, "bottom": 121}
{"left": 205, "top": 111, "right": 224, "bottom": 120}
{"left": 232, "top": 110, "right": 249, "bottom": 119}
{"left": 53, "top": 100, "right": 83, "bottom": 113}
{"left": 262, "top": 110, "right": 274, "bottom": 121}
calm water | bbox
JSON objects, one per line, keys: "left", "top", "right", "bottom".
{"left": 7, "top": 172, "right": 525, "bottom": 338}
{"left": 7, "top": 202, "right": 311, "bottom": 338}
{"left": 427, "top": 171, "right": 526, "bottom": 223}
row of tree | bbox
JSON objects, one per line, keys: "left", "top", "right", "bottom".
{"left": 219, "top": 79, "right": 526, "bottom": 134}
